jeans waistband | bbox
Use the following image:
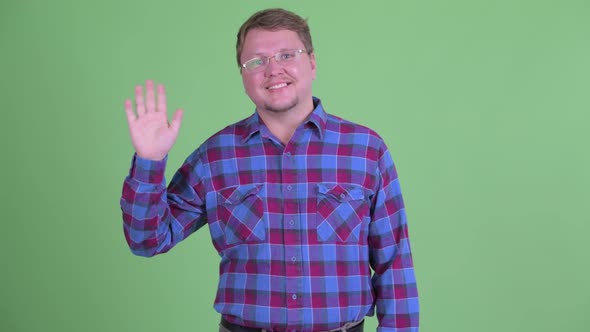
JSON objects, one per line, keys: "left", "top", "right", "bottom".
{"left": 220, "top": 318, "right": 364, "bottom": 332}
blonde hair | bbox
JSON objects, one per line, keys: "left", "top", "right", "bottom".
{"left": 236, "top": 8, "right": 314, "bottom": 67}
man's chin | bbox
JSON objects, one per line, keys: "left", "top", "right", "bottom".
{"left": 263, "top": 98, "right": 298, "bottom": 113}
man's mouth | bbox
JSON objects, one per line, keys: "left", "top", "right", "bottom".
{"left": 267, "top": 82, "right": 290, "bottom": 90}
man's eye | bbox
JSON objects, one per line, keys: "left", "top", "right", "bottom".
{"left": 279, "top": 52, "right": 295, "bottom": 60}
{"left": 247, "top": 58, "right": 264, "bottom": 68}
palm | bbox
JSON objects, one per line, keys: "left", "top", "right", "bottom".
{"left": 124, "top": 81, "right": 183, "bottom": 160}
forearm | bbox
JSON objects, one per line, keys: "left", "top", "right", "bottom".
{"left": 119, "top": 154, "right": 204, "bottom": 257}
{"left": 120, "top": 177, "right": 175, "bottom": 257}
{"left": 119, "top": 154, "right": 173, "bottom": 256}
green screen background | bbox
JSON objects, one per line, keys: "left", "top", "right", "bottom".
{"left": 1, "top": 0, "right": 588, "bottom": 331}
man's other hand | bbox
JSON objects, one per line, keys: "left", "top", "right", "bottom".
{"left": 124, "top": 80, "right": 184, "bottom": 161}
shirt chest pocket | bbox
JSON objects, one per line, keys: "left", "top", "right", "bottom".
{"left": 214, "top": 184, "right": 266, "bottom": 246}
{"left": 316, "top": 183, "right": 370, "bottom": 243}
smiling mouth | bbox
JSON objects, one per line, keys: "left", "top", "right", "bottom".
{"left": 267, "top": 83, "right": 290, "bottom": 90}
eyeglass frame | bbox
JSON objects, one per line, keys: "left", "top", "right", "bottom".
{"left": 241, "top": 49, "right": 309, "bottom": 72}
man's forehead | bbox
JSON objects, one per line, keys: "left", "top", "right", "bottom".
{"left": 242, "top": 29, "right": 303, "bottom": 50}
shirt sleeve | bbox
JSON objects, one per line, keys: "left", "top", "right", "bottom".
{"left": 119, "top": 153, "right": 207, "bottom": 257}
{"left": 368, "top": 147, "right": 419, "bottom": 332}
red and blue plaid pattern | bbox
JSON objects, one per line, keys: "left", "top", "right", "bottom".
{"left": 121, "top": 98, "right": 419, "bottom": 331}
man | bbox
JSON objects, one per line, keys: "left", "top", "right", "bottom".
{"left": 121, "top": 8, "right": 419, "bottom": 332}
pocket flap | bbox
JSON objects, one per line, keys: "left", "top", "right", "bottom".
{"left": 317, "top": 183, "right": 366, "bottom": 201}
{"left": 217, "top": 184, "right": 261, "bottom": 205}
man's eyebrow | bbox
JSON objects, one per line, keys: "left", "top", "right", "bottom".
{"left": 249, "top": 48, "right": 298, "bottom": 57}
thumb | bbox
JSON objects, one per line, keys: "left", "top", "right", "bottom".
{"left": 170, "top": 109, "right": 184, "bottom": 132}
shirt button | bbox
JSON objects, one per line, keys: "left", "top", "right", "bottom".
{"left": 286, "top": 152, "right": 291, "bottom": 156}
{"left": 292, "top": 294, "right": 297, "bottom": 300}
{"left": 289, "top": 220, "right": 294, "bottom": 226}
{"left": 287, "top": 185, "right": 292, "bottom": 191}
{"left": 340, "top": 193, "right": 346, "bottom": 199}
{"left": 291, "top": 256, "right": 297, "bottom": 262}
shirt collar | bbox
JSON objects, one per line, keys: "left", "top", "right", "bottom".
{"left": 241, "top": 96, "right": 327, "bottom": 143}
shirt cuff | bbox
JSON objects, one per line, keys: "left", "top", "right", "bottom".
{"left": 128, "top": 153, "right": 167, "bottom": 184}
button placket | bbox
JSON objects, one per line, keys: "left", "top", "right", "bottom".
{"left": 282, "top": 141, "right": 303, "bottom": 328}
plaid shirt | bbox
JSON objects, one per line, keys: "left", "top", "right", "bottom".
{"left": 121, "top": 98, "right": 419, "bottom": 332}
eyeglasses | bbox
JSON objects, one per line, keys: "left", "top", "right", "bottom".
{"left": 241, "top": 49, "right": 307, "bottom": 73}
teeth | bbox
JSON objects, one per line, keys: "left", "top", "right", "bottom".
{"left": 268, "top": 83, "right": 288, "bottom": 90}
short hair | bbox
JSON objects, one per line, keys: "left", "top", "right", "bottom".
{"left": 236, "top": 8, "right": 314, "bottom": 68}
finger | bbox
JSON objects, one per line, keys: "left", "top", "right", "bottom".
{"left": 135, "top": 85, "right": 146, "bottom": 115}
{"left": 157, "top": 84, "right": 167, "bottom": 114}
{"left": 146, "top": 80, "right": 156, "bottom": 113}
{"left": 170, "top": 109, "right": 184, "bottom": 132}
{"left": 124, "top": 99, "right": 135, "bottom": 123}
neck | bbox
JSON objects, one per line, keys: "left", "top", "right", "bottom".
{"left": 257, "top": 99, "right": 314, "bottom": 145}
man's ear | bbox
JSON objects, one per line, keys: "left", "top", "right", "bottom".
{"left": 310, "top": 52, "right": 317, "bottom": 80}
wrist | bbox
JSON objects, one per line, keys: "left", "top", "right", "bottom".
{"left": 135, "top": 151, "right": 167, "bottom": 161}
{"left": 129, "top": 153, "right": 168, "bottom": 184}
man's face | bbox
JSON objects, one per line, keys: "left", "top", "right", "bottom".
{"left": 240, "top": 29, "right": 316, "bottom": 114}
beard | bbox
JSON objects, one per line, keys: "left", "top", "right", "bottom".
{"left": 263, "top": 96, "right": 299, "bottom": 113}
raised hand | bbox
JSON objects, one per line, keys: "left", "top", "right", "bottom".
{"left": 124, "top": 80, "right": 184, "bottom": 160}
